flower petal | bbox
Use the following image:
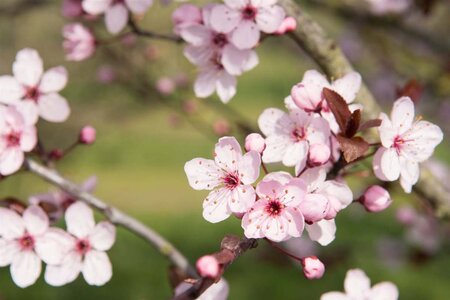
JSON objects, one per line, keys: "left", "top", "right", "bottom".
{"left": 11, "top": 251, "right": 42, "bottom": 288}
{"left": 402, "top": 120, "right": 443, "bottom": 162}
{"left": 0, "top": 147, "right": 25, "bottom": 176}
{"left": 238, "top": 150, "right": 261, "bottom": 185}
{"left": 255, "top": 5, "right": 285, "bottom": 33}
{"left": 210, "top": 5, "right": 241, "bottom": 33}
{"left": 214, "top": 136, "right": 243, "bottom": 172}
{"left": 82, "top": 0, "right": 111, "bottom": 14}
{"left": 35, "top": 228, "right": 74, "bottom": 265}
{"left": 0, "top": 239, "right": 20, "bottom": 267}
{"left": 13, "top": 48, "right": 43, "bottom": 87}
{"left": 38, "top": 93, "right": 70, "bottom": 122}
{"left": 320, "top": 292, "right": 350, "bottom": 300}
{"left": 306, "top": 219, "right": 336, "bottom": 246}
{"left": 331, "top": 72, "right": 361, "bottom": 104}
{"left": 0, "top": 76, "right": 24, "bottom": 104}
{"left": 184, "top": 158, "right": 223, "bottom": 190}
{"left": 344, "top": 269, "right": 371, "bottom": 299}
{"left": 369, "top": 282, "right": 399, "bottom": 300}
{"left": 390, "top": 97, "right": 414, "bottom": 134}
{"left": 124, "top": 0, "right": 153, "bottom": 13}
{"left": 0, "top": 208, "right": 25, "bottom": 239}
{"left": 105, "top": 4, "right": 129, "bottom": 34}
{"left": 228, "top": 184, "right": 256, "bottom": 213}
{"left": 258, "top": 108, "right": 291, "bottom": 136}
{"left": 65, "top": 202, "right": 96, "bottom": 238}
{"left": 202, "top": 188, "right": 232, "bottom": 223}
{"left": 379, "top": 147, "right": 401, "bottom": 181}
{"left": 216, "top": 71, "right": 236, "bottom": 103}
{"left": 231, "top": 20, "right": 260, "bottom": 50}
{"left": 82, "top": 250, "right": 113, "bottom": 286}
{"left": 180, "top": 24, "right": 212, "bottom": 46}
{"left": 399, "top": 157, "right": 419, "bottom": 193}
{"left": 39, "top": 66, "right": 68, "bottom": 93}
{"left": 23, "top": 205, "right": 49, "bottom": 236}
{"left": 45, "top": 251, "right": 82, "bottom": 286}
{"left": 89, "top": 222, "right": 116, "bottom": 251}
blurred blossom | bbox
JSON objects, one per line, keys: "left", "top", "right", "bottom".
{"left": 182, "top": 99, "right": 198, "bottom": 115}
{"left": 172, "top": 4, "right": 202, "bottom": 35}
{"left": 175, "top": 278, "right": 229, "bottom": 300}
{"left": 367, "top": 0, "right": 412, "bottom": 15}
{"left": 283, "top": 237, "right": 318, "bottom": 259}
{"left": 96, "top": 65, "right": 116, "bottom": 84}
{"left": 63, "top": 23, "right": 96, "bottom": 61}
{"left": 167, "top": 113, "right": 181, "bottom": 128}
{"left": 156, "top": 77, "right": 176, "bottom": 95}
{"left": 196, "top": 255, "right": 220, "bottom": 278}
{"left": 395, "top": 206, "right": 417, "bottom": 226}
{"left": 213, "top": 119, "right": 231, "bottom": 136}
{"left": 79, "top": 126, "right": 96, "bottom": 144}
{"left": 406, "top": 213, "right": 441, "bottom": 254}
{"left": 120, "top": 33, "right": 137, "bottom": 47}
{"left": 145, "top": 45, "right": 160, "bottom": 61}
{"left": 376, "top": 237, "right": 407, "bottom": 269}
{"left": 339, "top": 28, "right": 364, "bottom": 62}
{"left": 173, "top": 72, "right": 189, "bottom": 88}
{"left": 245, "top": 133, "right": 265, "bottom": 154}
{"left": 61, "top": 0, "right": 84, "bottom": 18}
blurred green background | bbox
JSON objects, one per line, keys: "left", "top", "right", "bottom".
{"left": 0, "top": 0, "right": 449, "bottom": 299}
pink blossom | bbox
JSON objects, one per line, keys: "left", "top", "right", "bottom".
{"left": 184, "top": 137, "right": 261, "bottom": 223}
{"left": 367, "top": 0, "right": 411, "bottom": 15}
{"left": 61, "top": 0, "right": 84, "bottom": 18}
{"left": 79, "top": 126, "right": 96, "bottom": 144}
{"left": 360, "top": 185, "right": 392, "bottom": 212}
{"left": 308, "top": 143, "right": 331, "bottom": 166}
{"left": 321, "top": 269, "right": 399, "bottom": 300}
{"left": 172, "top": 4, "right": 202, "bottom": 35}
{"left": 45, "top": 202, "right": 116, "bottom": 286}
{"left": 175, "top": 278, "right": 229, "bottom": 300}
{"left": 0, "top": 206, "right": 69, "bottom": 288}
{"left": 196, "top": 255, "right": 220, "bottom": 278}
{"left": 213, "top": 119, "right": 231, "bottom": 136}
{"left": 245, "top": 133, "right": 265, "bottom": 154}
{"left": 96, "top": 65, "right": 116, "bottom": 84}
{"left": 242, "top": 173, "right": 307, "bottom": 242}
{"left": 29, "top": 176, "right": 97, "bottom": 222}
{"left": 301, "top": 256, "right": 325, "bottom": 279}
{"left": 82, "top": 0, "right": 153, "bottom": 34}
{"left": 258, "top": 107, "right": 331, "bottom": 175}
{"left": 210, "top": 0, "right": 286, "bottom": 50}
{"left": 290, "top": 70, "right": 362, "bottom": 133}
{"left": 155, "top": 77, "right": 176, "bottom": 95}
{"left": 63, "top": 23, "right": 96, "bottom": 61}
{"left": 0, "top": 105, "right": 37, "bottom": 176}
{"left": 373, "top": 97, "right": 443, "bottom": 193}
{"left": 0, "top": 48, "right": 70, "bottom": 123}
{"left": 275, "top": 16, "right": 297, "bottom": 35}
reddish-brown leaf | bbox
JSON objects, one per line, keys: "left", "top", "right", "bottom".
{"left": 345, "top": 109, "right": 361, "bottom": 138}
{"left": 397, "top": 79, "right": 423, "bottom": 104}
{"left": 336, "top": 135, "right": 370, "bottom": 163}
{"left": 359, "top": 119, "right": 382, "bottom": 131}
{"left": 323, "top": 88, "right": 351, "bottom": 133}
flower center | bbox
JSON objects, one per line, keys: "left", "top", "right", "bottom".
{"left": 212, "top": 33, "right": 228, "bottom": 48}
{"left": 242, "top": 6, "right": 257, "bottom": 20}
{"left": 6, "top": 132, "right": 21, "bottom": 147}
{"left": 265, "top": 200, "right": 284, "bottom": 216}
{"left": 75, "top": 239, "right": 91, "bottom": 255}
{"left": 223, "top": 172, "right": 240, "bottom": 189}
{"left": 393, "top": 135, "right": 410, "bottom": 153}
{"left": 291, "top": 127, "right": 306, "bottom": 142}
{"left": 25, "top": 86, "right": 40, "bottom": 102}
{"left": 19, "top": 234, "right": 35, "bottom": 251}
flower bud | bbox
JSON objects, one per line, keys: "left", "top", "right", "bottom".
{"left": 308, "top": 143, "right": 331, "bottom": 166}
{"left": 49, "top": 149, "right": 64, "bottom": 161}
{"left": 196, "top": 255, "right": 220, "bottom": 278}
{"left": 63, "top": 23, "right": 96, "bottom": 61}
{"left": 245, "top": 133, "right": 265, "bottom": 154}
{"left": 275, "top": 17, "right": 297, "bottom": 35}
{"left": 213, "top": 119, "right": 230, "bottom": 136}
{"left": 360, "top": 185, "right": 392, "bottom": 212}
{"left": 156, "top": 77, "right": 176, "bottom": 96}
{"left": 79, "top": 126, "right": 96, "bottom": 145}
{"left": 301, "top": 256, "right": 325, "bottom": 279}
{"left": 395, "top": 206, "right": 416, "bottom": 225}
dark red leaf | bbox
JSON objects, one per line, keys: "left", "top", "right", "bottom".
{"left": 345, "top": 109, "right": 361, "bottom": 138}
{"left": 323, "top": 88, "right": 351, "bottom": 133}
{"left": 359, "top": 119, "right": 382, "bottom": 131}
{"left": 336, "top": 135, "right": 370, "bottom": 163}
{"left": 397, "top": 79, "right": 423, "bottom": 104}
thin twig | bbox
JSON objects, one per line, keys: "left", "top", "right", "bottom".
{"left": 128, "top": 18, "right": 182, "bottom": 43}
{"left": 24, "top": 158, "right": 197, "bottom": 278}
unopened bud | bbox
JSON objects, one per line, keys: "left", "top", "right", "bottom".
{"left": 79, "top": 126, "right": 96, "bottom": 145}
{"left": 360, "top": 185, "right": 392, "bottom": 212}
{"left": 245, "top": 133, "right": 265, "bottom": 154}
{"left": 301, "top": 256, "right": 325, "bottom": 279}
{"left": 196, "top": 255, "right": 220, "bottom": 278}
{"left": 308, "top": 143, "right": 331, "bottom": 166}
{"left": 156, "top": 77, "right": 176, "bottom": 96}
{"left": 49, "top": 149, "right": 64, "bottom": 161}
{"left": 275, "top": 17, "right": 297, "bottom": 35}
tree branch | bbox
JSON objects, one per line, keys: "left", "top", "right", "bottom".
{"left": 128, "top": 18, "right": 182, "bottom": 43}
{"left": 24, "top": 158, "right": 197, "bottom": 278}
{"left": 280, "top": 0, "right": 450, "bottom": 219}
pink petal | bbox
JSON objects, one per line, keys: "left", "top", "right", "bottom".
{"left": 0, "top": 239, "right": 20, "bottom": 267}
{"left": 380, "top": 147, "right": 401, "bottom": 181}
{"left": 81, "top": 176, "right": 98, "bottom": 193}
{"left": 399, "top": 157, "right": 419, "bottom": 193}
{"left": 231, "top": 20, "right": 260, "bottom": 50}
{"left": 82, "top": 0, "right": 110, "bottom": 14}
{"left": 225, "top": 0, "right": 248, "bottom": 8}
{"left": 45, "top": 251, "right": 82, "bottom": 286}
{"left": 65, "top": 202, "right": 96, "bottom": 238}
{"left": 300, "top": 194, "right": 329, "bottom": 223}
{"left": 124, "top": 0, "right": 153, "bottom": 13}
{"left": 378, "top": 113, "right": 396, "bottom": 148}
{"left": 369, "top": 282, "right": 399, "bottom": 300}
{"left": 184, "top": 158, "right": 223, "bottom": 190}
{"left": 0, "top": 76, "right": 24, "bottom": 104}
{"left": 35, "top": 228, "right": 73, "bottom": 265}
{"left": 280, "top": 178, "right": 307, "bottom": 206}
{"left": 256, "top": 178, "right": 283, "bottom": 199}
{"left": 183, "top": 45, "right": 214, "bottom": 65}
{"left": 180, "top": 24, "right": 212, "bottom": 46}
{"left": 216, "top": 71, "right": 237, "bottom": 103}
{"left": 262, "top": 134, "right": 292, "bottom": 163}
{"left": 214, "top": 136, "right": 243, "bottom": 172}
{"left": 210, "top": 5, "right": 241, "bottom": 33}
{"left": 89, "top": 221, "right": 116, "bottom": 251}
{"left": 228, "top": 184, "right": 256, "bottom": 213}
{"left": 14, "top": 101, "right": 39, "bottom": 125}
{"left": 294, "top": 70, "right": 330, "bottom": 110}
{"left": 257, "top": 108, "right": 291, "bottom": 136}
{"left": 318, "top": 181, "right": 353, "bottom": 214}
{"left": 307, "top": 116, "right": 331, "bottom": 145}
{"left": 238, "top": 150, "right": 261, "bottom": 184}
{"left": 344, "top": 269, "right": 371, "bottom": 298}
{"left": 221, "top": 45, "right": 259, "bottom": 76}
{"left": 194, "top": 68, "right": 217, "bottom": 98}
{"left": 306, "top": 219, "right": 336, "bottom": 246}
{"left": 255, "top": 5, "right": 285, "bottom": 33}
{"left": 331, "top": 72, "right": 361, "bottom": 104}
{"left": 82, "top": 250, "right": 112, "bottom": 286}
{"left": 373, "top": 147, "right": 389, "bottom": 181}
{"left": 38, "top": 93, "right": 70, "bottom": 122}
{"left": 299, "top": 166, "right": 327, "bottom": 191}
{"left": 282, "top": 140, "right": 308, "bottom": 167}
{"left": 320, "top": 292, "right": 350, "bottom": 300}
{"left": 262, "top": 171, "right": 292, "bottom": 185}
{"left": 39, "top": 67, "right": 68, "bottom": 93}
{"left": 284, "top": 208, "right": 305, "bottom": 238}
{"left": 402, "top": 120, "right": 443, "bottom": 162}
{"left": 390, "top": 97, "right": 414, "bottom": 134}
{"left": 242, "top": 201, "right": 266, "bottom": 239}
{"left": 11, "top": 251, "right": 42, "bottom": 288}
{"left": 20, "top": 126, "right": 37, "bottom": 152}
{"left": 0, "top": 208, "right": 25, "bottom": 239}
{"left": 12, "top": 48, "right": 43, "bottom": 87}
{"left": 202, "top": 188, "right": 232, "bottom": 223}
{"left": 105, "top": 4, "right": 129, "bottom": 34}
{"left": 0, "top": 147, "right": 24, "bottom": 176}
{"left": 23, "top": 205, "right": 49, "bottom": 236}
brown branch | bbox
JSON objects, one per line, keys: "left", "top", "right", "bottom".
{"left": 172, "top": 235, "right": 257, "bottom": 300}
{"left": 24, "top": 158, "right": 197, "bottom": 278}
{"left": 280, "top": 0, "right": 450, "bottom": 219}
{"left": 128, "top": 18, "right": 182, "bottom": 43}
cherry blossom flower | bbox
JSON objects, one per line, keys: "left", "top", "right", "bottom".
{"left": 242, "top": 173, "right": 307, "bottom": 242}
{"left": 258, "top": 107, "right": 331, "bottom": 175}
{"left": 45, "top": 202, "right": 116, "bottom": 286}
{"left": 63, "top": 23, "right": 96, "bottom": 61}
{"left": 0, "top": 48, "right": 70, "bottom": 124}
{"left": 321, "top": 268, "right": 399, "bottom": 300}
{"left": 29, "top": 176, "right": 97, "bottom": 222}
{"left": 82, "top": 0, "right": 153, "bottom": 34}
{"left": 175, "top": 278, "right": 229, "bottom": 300}
{"left": 79, "top": 126, "right": 97, "bottom": 144}
{"left": 172, "top": 4, "right": 202, "bottom": 35}
{"left": 290, "top": 70, "right": 361, "bottom": 133}
{"left": 0, "top": 206, "right": 68, "bottom": 288}
{"left": 210, "top": 0, "right": 285, "bottom": 50}
{"left": 184, "top": 136, "right": 261, "bottom": 223}
{"left": 245, "top": 133, "right": 265, "bottom": 153}
{"left": 0, "top": 105, "right": 37, "bottom": 176}
{"left": 61, "top": 0, "right": 84, "bottom": 18}
{"left": 373, "top": 97, "right": 443, "bottom": 193}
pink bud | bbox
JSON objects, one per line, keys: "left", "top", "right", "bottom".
{"left": 182, "top": 99, "right": 198, "bottom": 115}
{"left": 49, "top": 149, "right": 64, "bottom": 161}
{"left": 79, "top": 126, "right": 96, "bottom": 144}
{"left": 213, "top": 119, "right": 230, "bottom": 136}
{"left": 275, "top": 17, "right": 297, "bottom": 35}
{"left": 361, "top": 185, "right": 392, "bottom": 212}
{"left": 96, "top": 65, "right": 116, "bottom": 84}
{"left": 61, "top": 0, "right": 83, "bottom": 18}
{"left": 308, "top": 143, "right": 331, "bottom": 166}
{"left": 395, "top": 206, "right": 417, "bottom": 225}
{"left": 156, "top": 77, "right": 176, "bottom": 96}
{"left": 172, "top": 4, "right": 202, "bottom": 35}
{"left": 301, "top": 256, "right": 325, "bottom": 279}
{"left": 196, "top": 255, "right": 220, "bottom": 278}
{"left": 245, "top": 133, "right": 265, "bottom": 154}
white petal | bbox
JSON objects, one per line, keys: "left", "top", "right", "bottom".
{"left": 380, "top": 147, "right": 401, "bottom": 181}
{"left": 299, "top": 166, "right": 327, "bottom": 192}
{"left": 390, "top": 97, "right": 414, "bottom": 134}
{"left": 82, "top": 0, "right": 111, "bottom": 14}
{"left": 369, "top": 282, "right": 399, "bottom": 300}
{"left": 14, "top": 100, "right": 39, "bottom": 125}
{"left": 38, "top": 93, "right": 70, "bottom": 122}
{"left": 202, "top": 188, "right": 232, "bottom": 223}
{"left": 262, "top": 134, "right": 292, "bottom": 163}
{"left": 0, "top": 76, "right": 24, "bottom": 104}
{"left": 402, "top": 121, "right": 443, "bottom": 162}
{"left": 194, "top": 68, "right": 217, "bottom": 99}
{"left": 0, "top": 239, "right": 20, "bottom": 267}
{"left": 231, "top": 20, "right": 260, "bottom": 50}
{"left": 228, "top": 185, "right": 256, "bottom": 213}
{"left": 65, "top": 202, "right": 96, "bottom": 238}
{"left": 35, "top": 228, "right": 74, "bottom": 265}
{"left": 0, "top": 208, "right": 25, "bottom": 239}
{"left": 23, "top": 205, "right": 49, "bottom": 236}
{"left": 0, "top": 147, "right": 25, "bottom": 176}
{"left": 183, "top": 45, "right": 214, "bottom": 66}
{"left": 255, "top": 5, "right": 285, "bottom": 33}
{"left": 221, "top": 45, "right": 258, "bottom": 76}
{"left": 257, "top": 107, "right": 291, "bottom": 136}
{"left": 13, "top": 48, "right": 43, "bottom": 87}
{"left": 180, "top": 24, "right": 212, "bottom": 46}
{"left": 238, "top": 150, "right": 261, "bottom": 185}
{"left": 306, "top": 219, "right": 336, "bottom": 246}
{"left": 216, "top": 71, "right": 237, "bottom": 103}
{"left": 105, "top": 4, "right": 129, "bottom": 34}
{"left": 19, "top": 125, "right": 37, "bottom": 152}
{"left": 282, "top": 141, "right": 308, "bottom": 167}
{"left": 89, "top": 222, "right": 116, "bottom": 251}
{"left": 45, "top": 251, "right": 82, "bottom": 286}
{"left": 320, "top": 292, "right": 350, "bottom": 300}
{"left": 210, "top": 5, "right": 241, "bottom": 33}
{"left": 82, "top": 250, "right": 113, "bottom": 286}
{"left": 125, "top": 0, "right": 153, "bottom": 13}
{"left": 11, "top": 251, "right": 42, "bottom": 288}
{"left": 39, "top": 67, "right": 68, "bottom": 93}
{"left": 331, "top": 72, "right": 361, "bottom": 104}
{"left": 344, "top": 269, "right": 371, "bottom": 299}
{"left": 399, "top": 157, "right": 419, "bottom": 193}
{"left": 214, "top": 136, "right": 243, "bottom": 172}
{"left": 378, "top": 113, "right": 396, "bottom": 148}
{"left": 184, "top": 158, "right": 223, "bottom": 190}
